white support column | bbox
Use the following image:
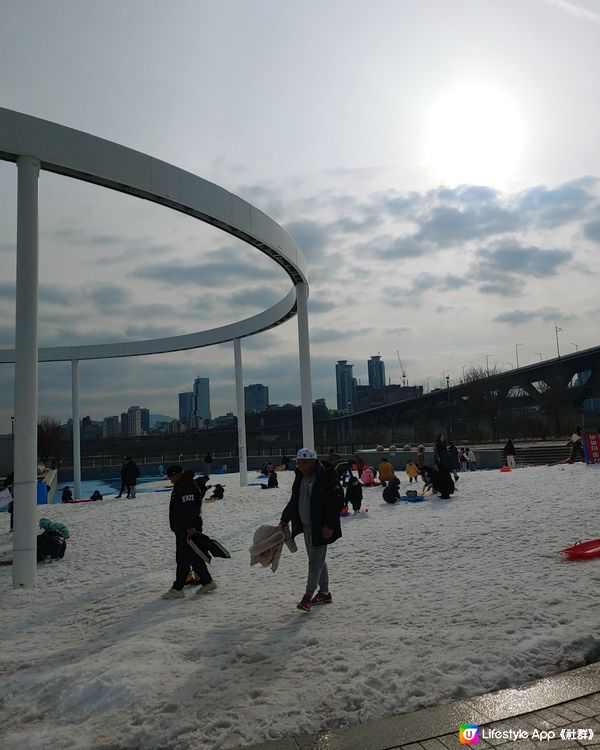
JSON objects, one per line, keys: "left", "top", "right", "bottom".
{"left": 296, "top": 282, "right": 314, "bottom": 450}
{"left": 72, "top": 359, "right": 81, "bottom": 500}
{"left": 233, "top": 338, "right": 248, "bottom": 487}
{"left": 12, "top": 156, "right": 40, "bottom": 589}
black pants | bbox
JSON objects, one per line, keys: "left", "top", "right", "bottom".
{"left": 569, "top": 443, "right": 585, "bottom": 462}
{"left": 173, "top": 532, "right": 212, "bottom": 590}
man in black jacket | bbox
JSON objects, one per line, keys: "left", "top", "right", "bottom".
{"left": 281, "top": 448, "right": 344, "bottom": 612}
{"left": 162, "top": 465, "right": 216, "bottom": 600}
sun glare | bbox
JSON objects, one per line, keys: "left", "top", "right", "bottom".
{"left": 423, "top": 83, "right": 526, "bottom": 187}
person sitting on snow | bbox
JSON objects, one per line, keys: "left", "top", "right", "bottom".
{"left": 382, "top": 476, "right": 401, "bottom": 504}
{"left": 361, "top": 465, "right": 377, "bottom": 486}
{"left": 61, "top": 486, "right": 73, "bottom": 503}
{"left": 209, "top": 483, "right": 225, "bottom": 501}
{"left": 261, "top": 470, "right": 278, "bottom": 489}
{"left": 90, "top": 490, "right": 103, "bottom": 501}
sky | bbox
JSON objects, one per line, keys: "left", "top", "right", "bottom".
{"left": 0, "top": 0, "right": 600, "bottom": 431}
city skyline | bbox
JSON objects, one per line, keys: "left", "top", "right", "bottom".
{"left": 1, "top": 1, "right": 599, "bottom": 432}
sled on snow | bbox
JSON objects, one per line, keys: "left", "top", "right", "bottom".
{"left": 562, "top": 538, "right": 600, "bottom": 560}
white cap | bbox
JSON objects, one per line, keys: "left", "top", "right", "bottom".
{"left": 296, "top": 448, "right": 317, "bottom": 459}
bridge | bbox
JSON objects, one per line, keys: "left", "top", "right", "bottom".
{"left": 323, "top": 345, "right": 600, "bottom": 445}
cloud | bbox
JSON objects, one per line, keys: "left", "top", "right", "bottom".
{"left": 543, "top": 0, "right": 600, "bottom": 24}
{"left": 494, "top": 307, "right": 576, "bottom": 325}
{"left": 285, "top": 219, "right": 330, "bottom": 262}
{"left": 310, "top": 327, "right": 354, "bottom": 344}
{"left": 410, "top": 274, "right": 471, "bottom": 295}
{"left": 329, "top": 215, "right": 381, "bottom": 234}
{"left": 138, "top": 253, "right": 282, "bottom": 287}
{"left": 88, "top": 285, "right": 129, "bottom": 309}
{"left": 308, "top": 298, "right": 338, "bottom": 314}
{"left": 230, "top": 286, "right": 284, "bottom": 309}
{"left": 415, "top": 204, "right": 523, "bottom": 246}
{"left": 476, "top": 242, "right": 572, "bottom": 277}
{"left": 359, "top": 234, "right": 432, "bottom": 260}
{"left": 583, "top": 219, "right": 600, "bottom": 243}
{"left": 517, "top": 178, "right": 599, "bottom": 228}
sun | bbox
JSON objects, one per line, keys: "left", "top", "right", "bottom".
{"left": 423, "top": 82, "right": 526, "bottom": 187}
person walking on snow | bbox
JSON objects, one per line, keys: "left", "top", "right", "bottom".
{"left": 117, "top": 456, "right": 140, "bottom": 498}
{"left": 503, "top": 440, "right": 517, "bottom": 469}
{"left": 280, "top": 448, "right": 344, "bottom": 612}
{"left": 162, "top": 465, "right": 217, "bottom": 599}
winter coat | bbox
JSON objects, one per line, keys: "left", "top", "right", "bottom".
{"left": 503, "top": 441, "right": 516, "bottom": 457}
{"left": 122, "top": 460, "right": 140, "bottom": 485}
{"left": 281, "top": 463, "right": 344, "bottom": 546}
{"left": 383, "top": 476, "right": 401, "bottom": 503}
{"left": 378, "top": 460, "right": 395, "bottom": 481}
{"left": 416, "top": 451, "right": 427, "bottom": 469}
{"left": 405, "top": 462, "right": 419, "bottom": 479}
{"left": 249, "top": 524, "right": 298, "bottom": 572}
{"left": 345, "top": 482, "right": 363, "bottom": 508}
{"left": 169, "top": 470, "right": 202, "bottom": 533}
{"left": 361, "top": 466, "right": 376, "bottom": 485}
{"left": 267, "top": 472, "right": 278, "bottom": 489}
{"left": 37, "top": 530, "right": 66, "bottom": 561}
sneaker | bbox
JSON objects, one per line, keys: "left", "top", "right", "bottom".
{"left": 296, "top": 594, "right": 312, "bottom": 612}
{"left": 311, "top": 591, "right": 332, "bottom": 605}
{"left": 196, "top": 580, "right": 218, "bottom": 594}
{"left": 161, "top": 588, "right": 185, "bottom": 599}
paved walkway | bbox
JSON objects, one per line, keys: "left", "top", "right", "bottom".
{"left": 241, "top": 662, "right": 600, "bottom": 750}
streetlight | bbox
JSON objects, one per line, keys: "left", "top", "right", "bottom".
{"left": 555, "top": 323, "right": 563, "bottom": 358}
{"left": 571, "top": 342, "right": 579, "bottom": 352}
{"left": 485, "top": 353, "right": 494, "bottom": 375}
{"left": 515, "top": 343, "right": 524, "bottom": 369}
{"left": 534, "top": 352, "right": 543, "bottom": 362}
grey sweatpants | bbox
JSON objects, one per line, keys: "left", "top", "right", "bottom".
{"left": 303, "top": 525, "right": 329, "bottom": 596}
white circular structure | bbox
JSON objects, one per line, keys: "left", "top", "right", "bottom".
{"left": 0, "top": 107, "right": 314, "bottom": 588}
{"left": 0, "top": 106, "right": 308, "bottom": 361}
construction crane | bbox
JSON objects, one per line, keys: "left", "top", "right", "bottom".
{"left": 396, "top": 350, "right": 407, "bottom": 387}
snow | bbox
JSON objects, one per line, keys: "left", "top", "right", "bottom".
{"left": 1, "top": 464, "right": 600, "bottom": 750}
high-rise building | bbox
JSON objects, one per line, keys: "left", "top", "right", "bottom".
{"left": 244, "top": 383, "right": 269, "bottom": 413}
{"left": 140, "top": 408, "right": 150, "bottom": 434}
{"left": 127, "top": 406, "right": 142, "bottom": 437}
{"left": 336, "top": 360, "right": 355, "bottom": 411}
{"left": 101, "top": 416, "right": 120, "bottom": 438}
{"left": 368, "top": 355, "right": 386, "bottom": 390}
{"left": 179, "top": 392, "right": 194, "bottom": 424}
{"left": 120, "top": 411, "right": 128, "bottom": 437}
{"left": 193, "top": 377, "right": 211, "bottom": 421}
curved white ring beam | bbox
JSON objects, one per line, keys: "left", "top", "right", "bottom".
{"left": 0, "top": 106, "right": 307, "bottom": 361}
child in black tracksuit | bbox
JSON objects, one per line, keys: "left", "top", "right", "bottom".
{"left": 162, "top": 466, "right": 214, "bottom": 599}
{"left": 345, "top": 476, "right": 363, "bottom": 513}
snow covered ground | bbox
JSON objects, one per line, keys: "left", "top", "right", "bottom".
{"left": 2, "top": 463, "right": 600, "bottom": 750}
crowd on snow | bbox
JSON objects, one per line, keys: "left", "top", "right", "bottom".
{"left": 3, "top": 430, "right": 589, "bottom": 612}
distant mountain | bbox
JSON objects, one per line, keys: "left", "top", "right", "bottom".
{"left": 150, "top": 413, "right": 176, "bottom": 427}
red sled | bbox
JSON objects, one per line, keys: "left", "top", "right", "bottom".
{"left": 562, "top": 538, "right": 600, "bottom": 560}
